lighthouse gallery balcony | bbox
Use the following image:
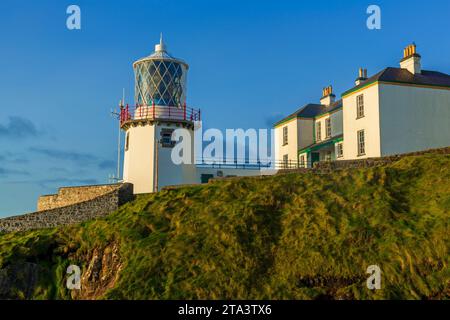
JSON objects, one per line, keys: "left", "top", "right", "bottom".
{"left": 119, "top": 104, "right": 201, "bottom": 129}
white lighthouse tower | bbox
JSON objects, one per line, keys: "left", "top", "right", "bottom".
{"left": 120, "top": 35, "right": 200, "bottom": 193}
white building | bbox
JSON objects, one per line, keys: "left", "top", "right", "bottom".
{"left": 342, "top": 44, "right": 450, "bottom": 159}
{"left": 274, "top": 86, "right": 343, "bottom": 168}
{"left": 120, "top": 36, "right": 265, "bottom": 194}
{"left": 274, "top": 44, "right": 450, "bottom": 167}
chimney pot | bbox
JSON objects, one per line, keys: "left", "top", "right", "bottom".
{"left": 320, "top": 85, "right": 335, "bottom": 106}
{"left": 355, "top": 68, "right": 368, "bottom": 85}
{"left": 400, "top": 44, "right": 421, "bottom": 74}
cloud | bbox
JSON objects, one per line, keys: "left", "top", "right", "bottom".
{"left": 5, "top": 177, "right": 100, "bottom": 189}
{"left": 29, "top": 147, "right": 98, "bottom": 162}
{"left": 48, "top": 167, "right": 70, "bottom": 173}
{"left": 98, "top": 160, "right": 116, "bottom": 170}
{"left": 29, "top": 147, "right": 117, "bottom": 172}
{"left": 0, "top": 152, "right": 30, "bottom": 165}
{"left": 35, "top": 178, "right": 99, "bottom": 188}
{"left": 0, "top": 116, "right": 39, "bottom": 139}
{"left": 0, "top": 167, "right": 30, "bottom": 177}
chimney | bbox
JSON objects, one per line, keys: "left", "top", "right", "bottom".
{"left": 400, "top": 43, "right": 421, "bottom": 74}
{"left": 355, "top": 68, "right": 368, "bottom": 85}
{"left": 320, "top": 85, "right": 335, "bottom": 106}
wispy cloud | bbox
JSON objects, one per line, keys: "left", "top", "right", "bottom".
{"left": 0, "top": 152, "right": 29, "bottom": 164}
{"left": 29, "top": 146, "right": 116, "bottom": 172}
{"left": 35, "top": 178, "right": 99, "bottom": 188}
{"left": 0, "top": 167, "right": 30, "bottom": 177}
{"left": 29, "top": 147, "right": 98, "bottom": 162}
{"left": 5, "top": 177, "right": 100, "bottom": 189}
{"left": 0, "top": 116, "right": 40, "bottom": 139}
{"left": 98, "top": 160, "right": 116, "bottom": 170}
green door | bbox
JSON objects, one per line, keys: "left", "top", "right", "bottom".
{"left": 201, "top": 174, "right": 214, "bottom": 184}
{"left": 311, "top": 152, "right": 320, "bottom": 167}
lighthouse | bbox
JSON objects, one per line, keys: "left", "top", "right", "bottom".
{"left": 120, "top": 35, "right": 201, "bottom": 193}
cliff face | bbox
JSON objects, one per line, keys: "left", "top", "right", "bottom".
{"left": 0, "top": 236, "right": 122, "bottom": 300}
{"left": 0, "top": 153, "right": 449, "bottom": 300}
{"left": 71, "top": 242, "right": 122, "bottom": 300}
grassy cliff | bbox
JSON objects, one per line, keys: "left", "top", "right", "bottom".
{"left": 0, "top": 153, "right": 449, "bottom": 299}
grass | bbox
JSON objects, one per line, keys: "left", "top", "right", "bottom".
{"left": 0, "top": 153, "right": 449, "bottom": 299}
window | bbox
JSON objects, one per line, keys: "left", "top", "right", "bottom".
{"left": 356, "top": 94, "right": 364, "bottom": 119}
{"left": 300, "top": 155, "right": 306, "bottom": 168}
{"left": 283, "top": 154, "right": 289, "bottom": 169}
{"left": 357, "top": 130, "right": 365, "bottom": 156}
{"left": 316, "top": 122, "right": 322, "bottom": 141}
{"left": 125, "top": 132, "right": 130, "bottom": 151}
{"left": 336, "top": 143, "right": 344, "bottom": 158}
{"left": 325, "top": 151, "right": 332, "bottom": 162}
{"left": 282, "top": 126, "right": 288, "bottom": 145}
{"left": 160, "top": 128, "right": 175, "bottom": 148}
{"left": 135, "top": 59, "right": 185, "bottom": 107}
{"left": 325, "top": 118, "right": 332, "bottom": 138}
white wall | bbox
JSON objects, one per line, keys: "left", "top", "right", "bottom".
{"left": 298, "top": 118, "right": 314, "bottom": 150}
{"left": 155, "top": 124, "right": 198, "bottom": 191}
{"left": 274, "top": 119, "right": 299, "bottom": 164}
{"left": 123, "top": 122, "right": 199, "bottom": 193}
{"left": 314, "top": 109, "right": 343, "bottom": 141}
{"left": 378, "top": 84, "right": 450, "bottom": 156}
{"left": 123, "top": 125, "right": 156, "bottom": 194}
{"left": 342, "top": 84, "right": 382, "bottom": 159}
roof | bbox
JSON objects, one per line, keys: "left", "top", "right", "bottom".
{"left": 299, "top": 134, "right": 344, "bottom": 154}
{"left": 133, "top": 36, "right": 189, "bottom": 68}
{"left": 274, "top": 100, "right": 343, "bottom": 127}
{"left": 343, "top": 67, "right": 450, "bottom": 96}
{"left": 133, "top": 51, "right": 189, "bottom": 68}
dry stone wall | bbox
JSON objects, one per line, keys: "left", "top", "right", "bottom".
{"left": 38, "top": 184, "right": 121, "bottom": 211}
{"left": 0, "top": 183, "right": 133, "bottom": 234}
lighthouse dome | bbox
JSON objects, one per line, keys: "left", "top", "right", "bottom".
{"left": 133, "top": 34, "right": 188, "bottom": 107}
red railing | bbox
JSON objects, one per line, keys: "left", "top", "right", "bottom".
{"left": 119, "top": 103, "right": 201, "bottom": 126}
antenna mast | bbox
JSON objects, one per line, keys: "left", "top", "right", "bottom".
{"left": 116, "top": 89, "right": 125, "bottom": 181}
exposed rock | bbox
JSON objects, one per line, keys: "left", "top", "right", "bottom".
{"left": 71, "top": 242, "right": 122, "bottom": 300}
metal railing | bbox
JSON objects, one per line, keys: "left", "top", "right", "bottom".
{"left": 119, "top": 104, "right": 201, "bottom": 126}
{"left": 194, "top": 158, "right": 312, "bottom": 170}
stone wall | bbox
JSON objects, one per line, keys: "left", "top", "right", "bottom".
{"left": 278, "top": 146, "right": 450, "bottom": 174}
{"left": 0, "top": 183, "right": 133, "bottom": 234}
{"left": 38, "top": 184, "right": 122, "bottom": 211}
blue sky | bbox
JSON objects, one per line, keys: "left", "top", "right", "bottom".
{"left": 0, "top": 0, "right": 449, "bottom": 216}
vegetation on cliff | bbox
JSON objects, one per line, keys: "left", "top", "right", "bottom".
{"left": 0, "top": 153, "right": 449, "bottom": 299}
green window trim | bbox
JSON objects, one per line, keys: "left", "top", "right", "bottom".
{"left": 298, "top": 136, "right": 343, "bottom": 155}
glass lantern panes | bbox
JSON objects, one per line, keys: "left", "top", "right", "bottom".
{"left": 134, "top": 58, "right": 187, "bottom": 107}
